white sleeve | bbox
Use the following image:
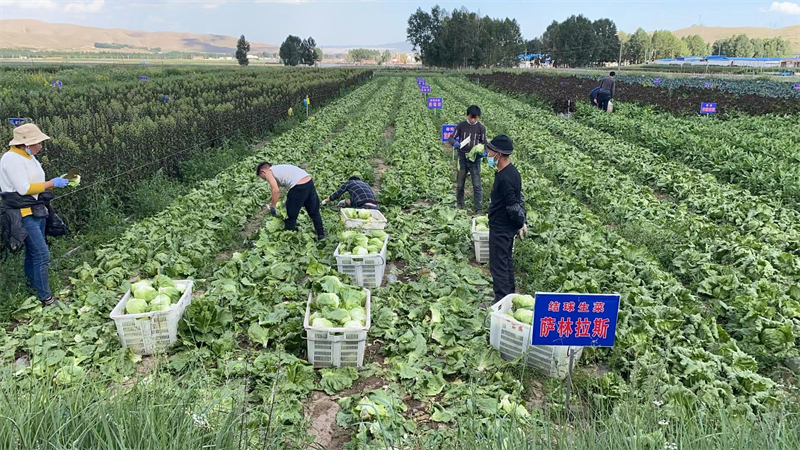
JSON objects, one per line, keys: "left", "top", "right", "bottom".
{"left": 1, "top": 154, "right": 33, "bottom": 195}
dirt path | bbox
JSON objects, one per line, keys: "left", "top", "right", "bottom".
{"left": 306, "top": 392, "right": 349, "bottom": 449}
{"left": 372, "top": 124, "right": 395, "bottom": 195}
{"left": 371, "top": 157, "right": 389, "bottom": 194}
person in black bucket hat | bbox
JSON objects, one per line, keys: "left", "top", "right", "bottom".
{"left": 485, "top": 135, "right": 527, "bottom": 303}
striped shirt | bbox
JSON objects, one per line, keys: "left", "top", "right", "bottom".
{"left": 329, "top": 179, "right": 377, "bottom": 207}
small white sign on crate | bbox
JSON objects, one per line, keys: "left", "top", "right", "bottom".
{"left": 304, "top": 290, "right": 371, "bottom": 368}
{"left": 488, "top": 294, "right": 583, "bottom": 379}
{"left": 109, "top": 280, "right": 194, "bottom": 356}
{"left": 471, "top": 218, "right": 490, "bottom": 263}
{"left": 341, "top": 208, "right": 387, "bottom": 230}
{"left": 334, "top": 234, "right": 389, "bottom": 288}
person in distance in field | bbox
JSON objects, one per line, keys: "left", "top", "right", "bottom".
{"left": 448, "top": 104, "right": 487, "bottom": 214}
{"left": 596, "top": 71, "right": 615, "bottom": 112}
{"left": 589, "top": 86, "right": 600, "bottom": 108}
{"left": 0, "top": 124, "right": 69, "bottom": 307}
{"left": 321, "top": 173, "right": 379, "bottom": 210}
{"left": 256, "top": 162, "right": 326, "bottom": 240}
{"left": 485, "top": 135, "right": 527, "bottom": 304}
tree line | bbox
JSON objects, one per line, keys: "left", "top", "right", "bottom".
{"left": 346, "top": 49, "right": 394, "bottom": 65}
{"left": 405, "top": 6, "right": 795, "bottom": 68}
{"left": 235, "top": 34, "right": 323, "bottom": 66}
{"left": 620, "top": 29, "right": 793, "bottom": 64}
{"left": 525, "top": 15, "right": 621, "bottom": 67}
{"left": 407, "top": 6, "right": 525, "bottom": 68}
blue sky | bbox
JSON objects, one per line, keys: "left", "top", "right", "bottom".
{"left": 1, "top": 0, "right": 798, "bottom": 47}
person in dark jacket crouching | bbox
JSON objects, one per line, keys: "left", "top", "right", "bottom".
{"left": 1, "top": 124, "right": 69, "bottom": 306}
{"left": 486, "top": 135, "right": 527, "bottom": 303}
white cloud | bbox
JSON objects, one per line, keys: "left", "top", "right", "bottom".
{"left": 64, "top": 0, "right": 105, "bottom": 13}
{"left": 201, "top": 1, "right": 225, "bottom": 9}
{"left": 0, "top": 0, "right": 58, "bottom": 10}
{"left": 763, "top": 1, "right": 800, "bottom": 15}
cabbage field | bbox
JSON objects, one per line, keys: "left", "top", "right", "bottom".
{"left": 1, "top": 70, "right": 799, "bottom": 449}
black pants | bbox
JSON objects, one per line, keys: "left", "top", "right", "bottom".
{"left": 456, "top": 152, "right": 482, "bottom": 212}
{"left": 285, "top": 180, "right": 325, "bottom": 239}
{"left": 489, "top": 227, "right": 516, "bottom": 302}
{"left": 597, "top": 91, "right": 611, "bottom": 112}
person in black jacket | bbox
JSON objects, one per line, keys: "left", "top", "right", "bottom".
{"left": 485, "top": 135, "right": 527, "bottom": 303}
{"left": 447, "top": 105, "right": 487, "bottom": 213}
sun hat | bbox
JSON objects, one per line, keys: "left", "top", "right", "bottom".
{"left": 8, "top": 123, "right": 50, "bottom": 147}
{"left": 486, "top": 135, "right": 513, "bottom": 155}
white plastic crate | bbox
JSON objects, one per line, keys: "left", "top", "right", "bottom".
{"left": 341, "top": 208, "right": 387, "bottom": 230}
{"left": 109, "top": 280, "right": 194, "bottom": 356}
{"left": 489, "top": 294, "right": 583, "bottom": 379}
{"left": 471, "top": 218, "right": 490, "bottom": 263}
{"left": 334, "top": 234, "right": 388, "bottom": 288}
{"left": 303, "top": 290, "right": 371, "bottom": 368}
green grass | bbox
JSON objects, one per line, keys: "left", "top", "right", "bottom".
{"left": 2, "top": 365, "right": 797, "bottom": 450}
{"left": 0, "top": 367, "right": 311, "bottom": 450}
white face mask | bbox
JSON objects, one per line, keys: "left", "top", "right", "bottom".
{"left": 25, "top": 147, "right": 32, "bottom": 156}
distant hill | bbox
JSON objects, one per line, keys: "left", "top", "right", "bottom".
{"left": 0, "top": 19, "right": 278, "bottom": 53}
{"left": 672, "top": 25, "right": 800, "bottom": 54}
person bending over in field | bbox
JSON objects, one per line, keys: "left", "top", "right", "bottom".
{"left": 448, "top": 105, "right": 487, "bottom": 214}
{"left": 322, "top": 174, "right": 379, "bottom": 210}
{"left": 596, "top": 71, "right": 615, "bottom": 112}
{"left": 256, "top": 162, "right": 325, "bottom": 240}
{"left": 589, "top": 86, "right": 600, "bottom": 107}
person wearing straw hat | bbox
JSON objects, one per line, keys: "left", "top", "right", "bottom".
{"left": 0, "top": 124, "right": 69, "bottom": 306}
{"left": 485, "top": 135, "right": 527, "bottom": 303}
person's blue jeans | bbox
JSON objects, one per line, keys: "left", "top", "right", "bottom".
{"left": 22, "top": 215, "right": 52, "bottom": 301}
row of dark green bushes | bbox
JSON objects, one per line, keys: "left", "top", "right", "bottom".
{"left": 0, "top": 66, "right": 372, "bottom": 229}
{"left": 467, "top": 71, "right": 800, "bottom": 116}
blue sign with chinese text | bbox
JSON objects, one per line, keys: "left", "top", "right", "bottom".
{"left": 653, "top": 78, "right": 662, "bottom": 84}
{"left": 427, "top": 97, "right": 442, "bottom": 109}
{"left": 7, "top": 118, "right": 26, "bottom": 127}
{"left": 140, "top": 76, "right": 149, "bottom": 82}
{"left": 704, "top": 82, "right": 713, "bottom": 88}
{"left": 51, "top": 80, "right": 62, "bottom": 88}
{"left": 794, "top": 84, "right": 800, "bottom": 90}
{"left": 420, "top": 85, "right": 431, "bottom": 93}
{"left": 531, "top": 292, "right": 620, "bottom": 347}
{"left": 441, "top": 124, "right": 455, "bottom": 142}
{"left": 700, "top": 102, "right": 717, "bottom": 114}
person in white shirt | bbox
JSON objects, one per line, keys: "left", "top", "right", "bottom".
{"left": 256, "top": 162, "right": 326, "bottom": 240}
{"left": 0, "top": 124, "right": 69, "bottom": 306}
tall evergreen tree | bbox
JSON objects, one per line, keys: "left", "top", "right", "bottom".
{"left": 235, "top": 35, "right": 250, "bottom": 66}
{"left": 300, "top": 37, "right": 318, "bottom": 66}
{"left": 279, "top": 35, "right": 303, "bottom": 66}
